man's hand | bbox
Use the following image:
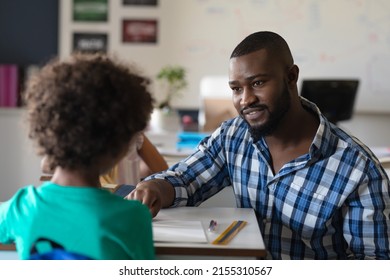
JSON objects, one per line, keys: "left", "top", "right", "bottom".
{"left": 126, "top": 179, "right": 174, "bottom": 217}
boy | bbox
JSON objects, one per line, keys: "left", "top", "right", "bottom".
{"left": 0, "top": 53, "right": 155, "bottom": 259}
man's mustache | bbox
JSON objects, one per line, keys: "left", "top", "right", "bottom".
{"left": 240, "top": 103, "right": 268, "bottom": 115}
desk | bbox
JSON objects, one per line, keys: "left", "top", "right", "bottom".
{"left": 154, "top": 207, "right": 266, "bottom": 259}
{"left": 0, "top": 207, "right": 266, "bottom": 259}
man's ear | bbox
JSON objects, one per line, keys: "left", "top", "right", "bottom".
{"left": 287, "top": 64, "right": 299, "bottom": 86}
{"left": 287, "top": 64, "right": 299, "bottom": 85}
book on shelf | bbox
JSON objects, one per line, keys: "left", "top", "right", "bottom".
{"left": 0, "top": 64, "right": 19, "bottom": 108}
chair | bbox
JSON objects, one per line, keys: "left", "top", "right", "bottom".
{"left": 29, "top": 238, "right": 92, "bottom": 260}
{"left": 198, "top": 76, "right": 237, "bottom": 132}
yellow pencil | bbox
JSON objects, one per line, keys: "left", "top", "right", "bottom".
{"left": 212, "top": 220, "right": 247, "bottom": 245}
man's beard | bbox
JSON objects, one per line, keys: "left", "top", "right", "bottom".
{"left": 245, "top": 85, "right": 291, "bottom": 142}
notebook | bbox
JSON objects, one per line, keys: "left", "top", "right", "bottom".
{"left": 153, "top": 220, "right": 207, "bottom": 243}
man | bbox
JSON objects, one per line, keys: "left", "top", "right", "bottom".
{"left": 129, "top": 31, "right": 390, "bottom": 259}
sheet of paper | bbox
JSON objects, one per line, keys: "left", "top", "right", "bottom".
{"left": 153, "top": 220, "right": 207, "bottom": 243}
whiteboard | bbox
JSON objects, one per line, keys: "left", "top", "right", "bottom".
{"left": 60, "top": 0, "right": 390, "bottom": 113}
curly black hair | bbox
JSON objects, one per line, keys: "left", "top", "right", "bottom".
{"left": 24, "top": 53, "right": 154, "bottom": 170}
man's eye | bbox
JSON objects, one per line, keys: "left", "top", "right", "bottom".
{"left": 253, "top": 81, "right": 263, "bottom": 87}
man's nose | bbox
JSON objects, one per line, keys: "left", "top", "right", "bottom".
{"left": 240, "top": 88, "right": 257, "bottom": 107}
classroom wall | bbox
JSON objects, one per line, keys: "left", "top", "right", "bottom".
{"left": 0, "top": 109, "right": 41, "bottom": 201}
{"left": 60, "top": 0, "right": 390, "bottom": 112}
{"left": 1, "top": 0, "right": 390, "bottom": 202}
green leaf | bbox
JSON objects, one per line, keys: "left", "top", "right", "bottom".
{"left": 156, "top": 65, "right": 188, "bottom": 108}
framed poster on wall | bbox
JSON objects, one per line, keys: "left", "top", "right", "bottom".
{"left": 122, "top": 19, "right": 158, "bottom": 43}
{"left": 73, "top": 33, "right": 108, "bottom": 53}
{"left": 73, "top": 0, "right": 108, "bottom": 22}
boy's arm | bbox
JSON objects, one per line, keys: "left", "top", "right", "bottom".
{"left": 39, "top": 156, "right": 53, "bottom": 181}
{"left": 137, "top": 134, "right": 169, "bottom": 175}
{"left": 0, "top": 200, "right": 13, "bottom": 244}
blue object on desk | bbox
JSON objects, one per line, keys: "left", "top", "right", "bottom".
{"left": 176, "top": 132, "right": 209, "bottom": 150}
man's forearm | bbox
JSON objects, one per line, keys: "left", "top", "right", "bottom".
{"left": 150, "top": 179, "right": 175, "bottom": 208}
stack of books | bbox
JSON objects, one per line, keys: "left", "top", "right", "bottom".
{"left": 0, "top": 64, "right": 19, "bottom": 108}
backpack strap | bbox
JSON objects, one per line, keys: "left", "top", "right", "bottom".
{"left": 29, "top": 238, "right": 92, "bottom": 260}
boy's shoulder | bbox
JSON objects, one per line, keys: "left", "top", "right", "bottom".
{"left": 6, "top": 185, "right": 38, "bottom": 203}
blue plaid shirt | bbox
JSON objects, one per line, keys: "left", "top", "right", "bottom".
{"left": 148, "top": 99, "right": 390, "bottom": 259}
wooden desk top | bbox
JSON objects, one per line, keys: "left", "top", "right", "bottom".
{"left": 0, "top": 243, "right": 15, "bottom": 251}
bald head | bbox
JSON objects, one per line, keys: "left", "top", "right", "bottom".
{"left": 230, "top": 31, "right": 294, "bottom": 69}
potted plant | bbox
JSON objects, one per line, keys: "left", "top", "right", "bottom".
{"left": 156, "top": 65, "right": 187, "bottom": 111}
{"left": 150, "top": 65, "right": 188, "bottom": 132}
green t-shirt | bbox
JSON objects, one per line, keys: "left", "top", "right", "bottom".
{"left": 0, "top": 182, "right": 155, "bottom": 260}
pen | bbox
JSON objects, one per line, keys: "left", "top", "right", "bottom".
{"left": 208, "top": 220, "right": 217, "bottom": 232}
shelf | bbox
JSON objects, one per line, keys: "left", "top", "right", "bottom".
{"left": 0, "top": 107, "right": 24, "bottom": 117}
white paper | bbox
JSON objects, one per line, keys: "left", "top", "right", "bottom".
{"left": 153, "top": 220, "right": 207, "bottom": 243}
